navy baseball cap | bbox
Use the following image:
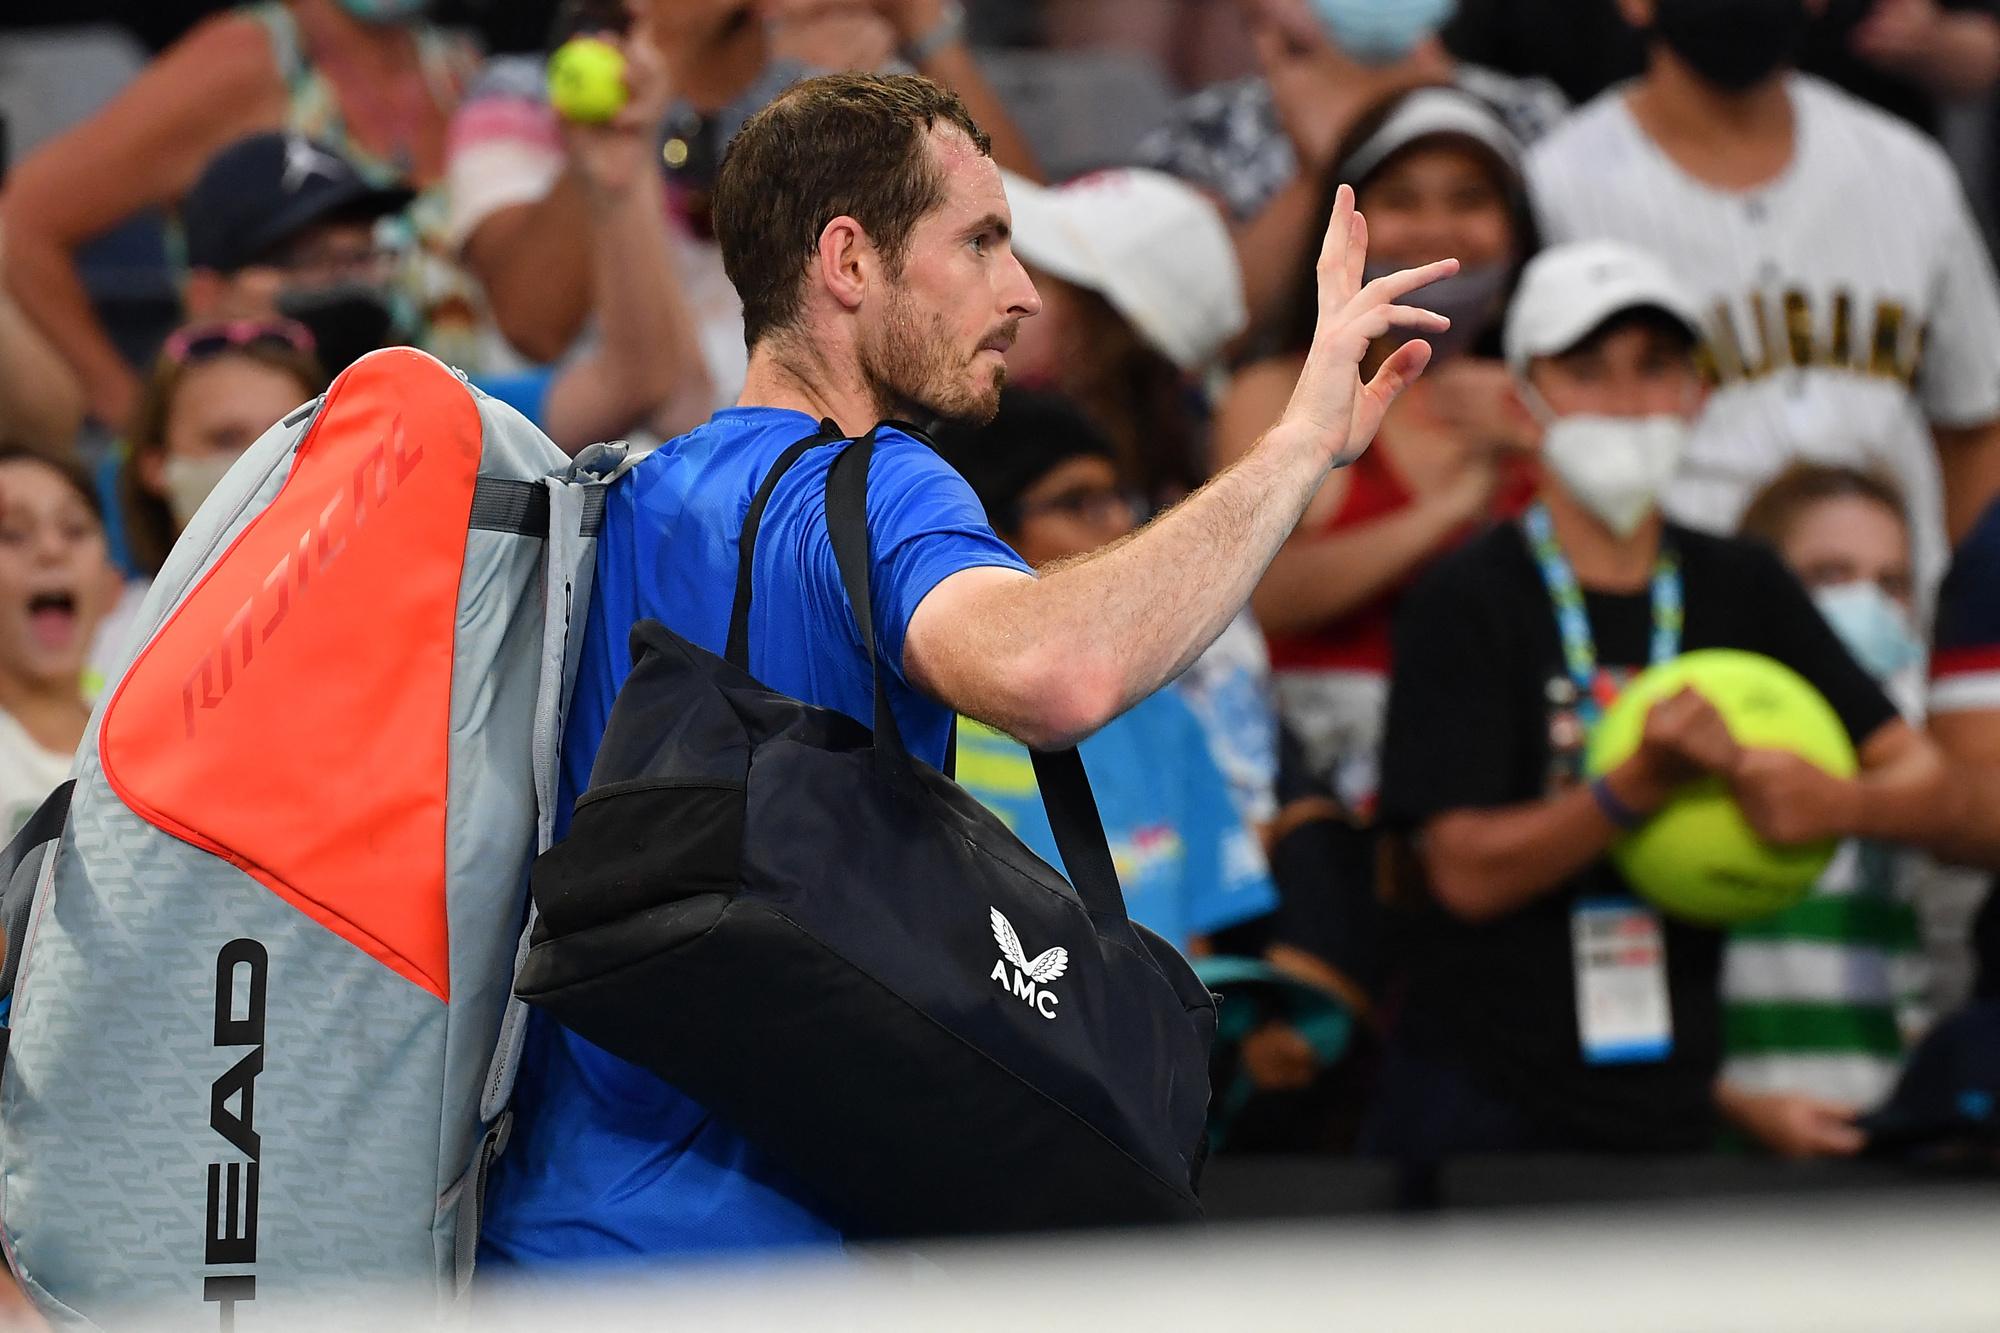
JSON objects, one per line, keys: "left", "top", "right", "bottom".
{"left": 182, "top": 132, "right": 413, "bottom": 273}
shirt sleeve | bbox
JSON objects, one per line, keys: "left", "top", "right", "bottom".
{"left": 806, "top": 431, "right": 1032, "bottom": 692}
{"left": 1736, "top": 542, "right": 1900, "bottom": 745}
{"left": 1377, "top": 552, "right": 1524, "bottom": 827}
{"left": 444, "top": 56, "right": 565, "bottom": 253}
{"left": 1919, "top": 157, "right": 2000, "bottom": 427}
{"left": 1169, "top": 694, "right": 1279, "bottom": 937}
{"left": 1931, "top": 499, "right": 2000, "bottom": 713}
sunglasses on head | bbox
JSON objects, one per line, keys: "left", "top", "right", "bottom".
{"left": 163, "top": 320, "right": 316, "bottom": 366}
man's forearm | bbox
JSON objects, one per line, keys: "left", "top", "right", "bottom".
{"left": 1007, "top": 420, "right": 1342, "bottom": 732}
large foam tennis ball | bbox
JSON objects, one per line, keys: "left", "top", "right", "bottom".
{"left": 547, "top": 37, "right": 629, "bottom": 125}
{"left": 1584, "top": 650, "right": 1857, "bottom": 926}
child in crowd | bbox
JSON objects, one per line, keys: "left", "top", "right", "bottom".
{"left": 0, "top": 447, "right": 121, "bottom": 836}
{"left": 1721, "top": 465, "right": 1932, "bottom": 1136}
{"left": 119, "top": 320, "right": 327, "bottom": 581}
{"left": 91, "top": 320, "right": 327, "bottom": 688}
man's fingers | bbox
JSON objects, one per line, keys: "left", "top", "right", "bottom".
{"left": 1351, "top": 256, "right": 1461, "bottom": 311}
{"left": 1318, "top": 183, "right": 1356, "bottom": 293}
{"left": 1348, "top": 304, "right": 1452, "bottom": 343}
{"left": 1349, "top": 339, "right": 1435, "bottom": 449}
{"left": 1346, "top": 208, "right": 1367, "bottom": 297}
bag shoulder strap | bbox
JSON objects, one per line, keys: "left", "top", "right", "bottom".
{"left": 0, "top": 779, "right": 73, "bottom": 1015}
{"left": 822, "top": 432, "right": 1131, "bottom": 923}
{"left": 726, "top": 419, "right": 845, "bottom": 670}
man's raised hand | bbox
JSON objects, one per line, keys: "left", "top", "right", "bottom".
{"left": 1278, "top": 183, "right": 1458, "bottom": 468}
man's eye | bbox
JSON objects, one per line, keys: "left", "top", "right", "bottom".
{"left": 970, "top": 235, "right": 988, "bottom": 256}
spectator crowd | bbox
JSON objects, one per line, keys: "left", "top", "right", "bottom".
{"left": 4, "top": 0, "right": 2000, "bottom": 1196}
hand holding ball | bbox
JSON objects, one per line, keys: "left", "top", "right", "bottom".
{"left": 547, "top": 37, "right": 630, "bottom": 125}
{"left": 1585, "top": 650, "right": 1857, "bottom": 925}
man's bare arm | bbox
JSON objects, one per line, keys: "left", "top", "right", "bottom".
{"left": 905, "top": 187, "right": 1456, "bottom": 748}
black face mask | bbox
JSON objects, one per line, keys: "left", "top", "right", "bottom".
{"left": 276, "top": 282, "right": 399, "bottom": 378}
{"left": 1652, "top": 0, "right": 1810, "bottom": 93}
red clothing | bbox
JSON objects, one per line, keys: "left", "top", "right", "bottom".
{"left": 1266, "top": 440, "right": 1534, "bottom": 673}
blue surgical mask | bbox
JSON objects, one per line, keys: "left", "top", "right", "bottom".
{"left": 1814, "top": 582, "right": 1922, "bottom": 682}
{"left": 336, "top": 0, "right": 431, "bottom": 24}
{"left": 1307, "top": 0, "right": 1459, "bottom": 65}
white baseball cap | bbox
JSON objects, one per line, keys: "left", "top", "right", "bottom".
{"left": 1339, "top": 86, "right": 1523, "bottom": 186}
{"left": 1503, "top": 240, "right": 1706, "bottom": 375}
{"left": 1001, "top": 167, "right": 1247, "bottom": 372}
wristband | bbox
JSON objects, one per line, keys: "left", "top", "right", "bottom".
{"left": 902, "top": 0, "right": 966, "bottom": 66}
{"left": 1589, "top": 775, "right": 1648, "bottom": 832}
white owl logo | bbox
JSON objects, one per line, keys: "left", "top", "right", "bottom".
{"left": 991, "top": 907, "right": 1069, "bottom": 983}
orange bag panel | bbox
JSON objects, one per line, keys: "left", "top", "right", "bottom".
{"left": 100, "top": 350, "right": 483, "bottom": 1002}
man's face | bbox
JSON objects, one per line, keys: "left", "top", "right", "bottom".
{"left": 1527, "top": 323, "right": 1705, "bottom": 422}
{"left": 857, "top": 128, "right": 1042, "bottom": 427}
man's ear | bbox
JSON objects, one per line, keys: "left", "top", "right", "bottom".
{"left": 814, "top": 215, "right": 874, "bottom": 314}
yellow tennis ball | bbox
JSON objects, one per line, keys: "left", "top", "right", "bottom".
{"left": 547, "top": 37, "right": 629, "bottom": 125}
{"left": 1584, "top": 650, "right": 1857, "bottom": 926}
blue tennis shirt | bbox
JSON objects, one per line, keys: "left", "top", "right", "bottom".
{"left": 478, "top": 406, "right": 1030, "bottom": 1272}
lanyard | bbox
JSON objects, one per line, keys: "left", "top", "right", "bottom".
{"left": 1523, "top": 503, "right": 1683, "bottom": 731}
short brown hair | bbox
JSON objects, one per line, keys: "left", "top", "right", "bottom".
{"left": 1739, "top": 462, "right": 1908, "bottom": 550}
{"left": 712, "top": 73, "right": 990, "bottom": 349}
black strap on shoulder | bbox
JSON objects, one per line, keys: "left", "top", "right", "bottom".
{"left": 726, "top": 419, "right": 845, "bottom": 671}
{"left": 823, "top": 432, "right": 1130, "bottom": 923}
{"left": 0, "top": 780, "right": 72, "bottom": 1002}
{"left": 468, "top": 477, "right": 550, "bottom": 538}
{"left": 823, "top": 431, "right": 913, "bottom": 787}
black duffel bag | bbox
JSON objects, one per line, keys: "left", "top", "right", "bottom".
{"left": 516, "top": 425, "right": 1216, "bottom": 1238}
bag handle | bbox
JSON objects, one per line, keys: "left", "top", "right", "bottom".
{"left": 725, "top": 419, "right": 845, "bottom": 671}
{"left": 823, "top": 431, "right": 1132, "bottom": 923}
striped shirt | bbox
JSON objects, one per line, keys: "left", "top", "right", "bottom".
{"left": 1528, "top": 75, "right": 2000, "bottom": 598}
{"left": 1722, "top": 840, "right": 1929, "bottom": 1109}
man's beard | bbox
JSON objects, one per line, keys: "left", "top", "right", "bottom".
{"left": 860, "top": 285, "right": 1010, "bottom": 428}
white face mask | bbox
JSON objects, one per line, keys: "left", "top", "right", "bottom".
{"left": 161, "top": 453, "right": 242, "bottom": 530}
{"left": 1538, "top": 414, "right": 1690, "bottom": 538}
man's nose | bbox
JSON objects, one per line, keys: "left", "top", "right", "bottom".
{"left": 1005, "top": 254, "right": 1042, "bottom": 320}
